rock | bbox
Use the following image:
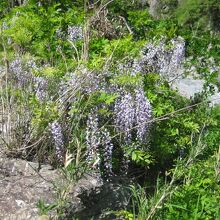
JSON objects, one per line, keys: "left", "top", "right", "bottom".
{"left": 148, "top": 0, "right": 160, "bottom": 18}
{"left": 0, "top": 157, "right": 60, "bottom": 220}
{"left": 72, "top": 176, "right": 131, "bottom": 220}
{"left": 147, "top": 0, "right": 179, "bottom": 19}
{"left": 171, "top": 78, "right": 205, "bottom": 99}
{"left": 171, "top": 76, "right": 220, "bottom": 106}
{"left": 54, "top": 173, "right": 131, "bottom": 220}
{"left": 0, "top": 157, "right": 131, "bottom": 220}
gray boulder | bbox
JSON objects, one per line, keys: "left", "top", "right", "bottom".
{"left": 171, "top": 78, "right": 205, "bottom": 99}
{"left": 171, "top": 76, "right": 220, "bottom": 106}
{"left": 0, "top": 157, "right": 59, "bottom": 220}
{"left": 0, "top": 157, "right": 130, "bottom": 220}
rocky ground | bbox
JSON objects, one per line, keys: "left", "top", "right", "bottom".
{"left": 0, "top": 155, "right": 130, "bottom": 220}
{"left": 0, "top": 157, "right": 60, "bottom": 219}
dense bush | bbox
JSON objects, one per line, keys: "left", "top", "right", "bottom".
{"left": 0, "top": 0, "right": 219, "bottom": 219}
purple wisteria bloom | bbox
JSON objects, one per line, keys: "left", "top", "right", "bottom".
{"left": 2, "top": 21, "right": 8, "bottom": 30}
{"left": 101, "top": 129, "right": 114, "bottom": 177}
{"left": 86, "top": 112, "right": 101, "bottom": 168}
{"left": 85, "top": 111, "right": 114, "bottom": 177}
{"left": 27, "top": 60, "right": 39, "bottom": 71}
{"left": 10, "top": 58, "right": 22, "bottom": 75}
{"left": 34, "top": 77, "right": 48, "bottom": 101}
{"left": 139, "top": 36, "right": 185, "bottom": 78}
{"left": 56, "top": 28, "right": 63, "bottom": 38}
{"left": 67, "top": 25, "right": 83, "bottom": 42}
{"left": 113, "top": 88, "right": 152, "bottom": 144}
{"left": 49, "top": 120, "right": 64, "bottom": 160}
{"left": 114, "top": 92, "right": 135, "bottom": 143}
{"left": 10, "top": 58, "right": 33, "bottom": 88}
{"left": 135, "top": 88, "right": 152, "bottom": 142}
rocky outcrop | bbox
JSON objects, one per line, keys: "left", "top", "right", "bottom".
{"left": 0, "top": 157, "right": 59, "bottom": 219}
{"left": 147, "top": 0, "right": 179, "bottom": 19}
{"left": 71, "top": 176, "right": 130, "bottom": 220}
{"left": 0, "top": 157, "right": 130, "bottom": 220}
{"left": 171, "top": 75, "right": 220, "bottom": 106}
{"left": 148, "top": 0, "right": 160, "bottom": 18}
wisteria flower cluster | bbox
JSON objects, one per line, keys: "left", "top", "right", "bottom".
{"left": 49, "top": 120, "right": 64, "bottom": 160}
{"left": 9, "top": 58, "right": 49, "bottom": 102}
{"left": 101, "top": 129, "right": 114, "bottom": 177}
{"left": 86, "top": 111, "right": 114, "bottom": 178}
{"left": 55, "top": 28, "right": 65, "bottom": 39}
{"left": 140, "top": 36, "right": 185, "bottom": 78}
{"left": 114, "top": 92, "right": 135, "bottom": 143}
{"left": 36, "top": 35, "right": 185, "bottom": 177}
{"left": 117, "top": 37, "right": 185, "bottom": 80}
{"left": 1, "top": 21, "right": 8, "bottom": 31}
{"left": 34, "top": 77, "right": 48, "bottom": 102}
{"left": 67, "top": 25, "right": 83, "bottom": 42}
{"left": 59, "top": 71, "right": 83, "bottom": 103}
{"left": 118, "top": 59, "right": 143, "bottom": 76}
{"left": 114, "top": 88, "right": 152, "bottom": 144}
{"left": 135, "top": 88, "right": 152, "bottom": 142}
{"left": 85, "top": 88, "right": 152, "bottom": 177}
{"left": 58, "top": 68, "right": 104, "bottom": 107}
{"left": 9, "top": 58, "right": 33, "bottom": 88}
{"left": 81, "top": 69, "right": 152, "bottom": 178}
{"left": 86, "top": 111, "right": 101, "bottom": 166}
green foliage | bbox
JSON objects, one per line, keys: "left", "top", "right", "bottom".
{"left": 5, "top": 10, "right": 42, "bottom": 47}
{"left": 175, "top": 0, "right": 220, "bottom": 31}
{"left": 128, "top": 10, "right": 178, "bottom": 39}
{"left": 127, "top": 10, "right": 153, "bottom": 39}
{"left": 201, "top": 106, "right": 220, "bottom": 156}
{"left": 111, "top": 73, "right": 143, "bottom": 88}
{"left": 145, "top": 74, "right": 209, "bottom": 162}
{"left": 37, "top": 199, "right": 57, "bottom": 216}
{"left": 103, "top": 36, "right": 145, "bottom": 62}
{"left": 1, "top": 2, "right": 84, "bottom": 64}
{"left": 119, "top": 137, "right": 220, "bottom": 220}
{"left": 98, "top": 91, "right": 119, "bottom": 106}
{"left": 125, "top": 147, "right": 153, "bottom": 167}
{"left": 0, "top": 0, "right": 9, "bottom": 18}
{"left": 160, "top": 155, "right": 220, "bottom": 219}
{"left": 129, "top": 184, "right": 149, "bottom": 220}
{"left": 114, "top": 210, "right": 134, "bottom": 220}
{"left": 0, "top": 1, "right": 220, "bottom": 219}
{"left": 31, "top": 100, "right": 59, "bottom": 134}
{"left": 89, "top": 36, "right": 145, "bottom": 68}
{"left": 108, "top": 0, "right": 143, "bottom": 17}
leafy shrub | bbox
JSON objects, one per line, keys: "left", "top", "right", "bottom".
{"left": 0, "top": 1, "right": 220, "bottom": 219}
{"left": 175, "top": 0, "right": 220, "bottom": 31}
{"left": 160, "top": 155, "right": 220, "bottom": 219}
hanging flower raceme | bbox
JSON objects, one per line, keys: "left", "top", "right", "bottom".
{"left": 85, "top": 110, "right": 114, "bottom": 178}
{"left": 101, "top": 129, "right": 114, "bottom": 177}
{"left": 10, "top": 58, "right": 23, "bottom": 82}
{"left": 113, "top": 88, "right": 152, "bottom": 145}
{"left": 86, "top": 112, "right": 101, "bottom": 168}
{"left": 9, "top": 58, "right": 44, "bottom": 91}
{"left": 49, "top": 120, "right": 64, "bottom": 161}
{"left": 34, "top": 77, "right": 48, "bottom": 102}
{"left": 127, "top": 36, "right": 186, "bottom": 79}
{"left": 56, "top": 59, "right": 153, "bottom": 178}
{"left": 114, "top": 92, "right": 136, "bottom": 144}
{"left": 135, "top": 88, "right": 152, "bottom": 143}
{"left": 67, "top": 25, "right": 83, "bottom": 42}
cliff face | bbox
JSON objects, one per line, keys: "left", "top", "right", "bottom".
{"left": 148, "top": 0, "right": 159, "bottom": 18}
{"left": 147, "top": 0, "right": 220, "bottom": 31}
{"left": 147, "top": 0, "right": 178, "bottom": 19}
